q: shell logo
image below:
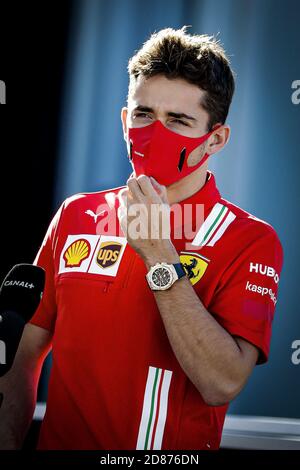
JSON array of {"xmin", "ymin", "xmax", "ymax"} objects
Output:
[{"xmin": 63, "ymin": 239, "xmax": 91, "ymax": 267}]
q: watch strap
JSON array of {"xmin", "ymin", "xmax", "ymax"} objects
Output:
[{"xmin": 173, "ymin": 262, "xmax": 186, "ymax": 280}]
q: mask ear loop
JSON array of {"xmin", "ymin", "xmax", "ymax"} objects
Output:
[{"xmin": 180, "ymin": 123, "xmax": 223, "ymax": 171}]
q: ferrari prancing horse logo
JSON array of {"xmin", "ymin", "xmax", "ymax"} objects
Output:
[{"xmin": 180, "ymin": 252, "xmax": 209, "ymax": 286}]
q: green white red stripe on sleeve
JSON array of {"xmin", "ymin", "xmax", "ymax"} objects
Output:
[
  {"xmin": 192, "ymin": 202, "xmax": 236, "ymax": 247},
  {"xmin": 136, "ymin": 366, "xmax": 173, "ymax": 450}
]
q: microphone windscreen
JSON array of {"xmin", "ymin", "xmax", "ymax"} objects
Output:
[{"xmin": 0, "ymin": 264, "xmax": 45, "ymax": 323}]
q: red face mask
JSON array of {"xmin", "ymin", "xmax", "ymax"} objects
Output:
[{"xmin": 127, "ymin": 120, "xmax": 217, "ymax": 186}]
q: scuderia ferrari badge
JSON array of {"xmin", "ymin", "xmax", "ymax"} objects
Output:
[{"xmin": 180, "ymin": 252, "xmax": 209, "ymax": 286}]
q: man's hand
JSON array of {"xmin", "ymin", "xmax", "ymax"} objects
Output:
[
  {"xmin": 0, "ymin": 324, "xmax": 52, "ymax": 449},
  {"xmin": 117, "ymin": 175, "xmax": 179, "ymax": 267}
]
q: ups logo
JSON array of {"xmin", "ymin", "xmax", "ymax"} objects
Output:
[{"xmin": 96, "ymin": 241, "xmax": 123, "ymax": 268}]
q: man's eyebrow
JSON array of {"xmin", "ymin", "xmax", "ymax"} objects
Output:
[
  {"xmin": 168, "ymin": 111, "xmax": 197, "ymax": 121},
  {"xmin": 133, "ymin": 105, "xmax": 153, "ymax": 113},
  {"xmin": 133, "ymin": 105, "xmax": 197, "ymax": 121}
]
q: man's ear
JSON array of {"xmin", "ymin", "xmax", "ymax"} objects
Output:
[
  {"xmin": 121, "ymin": 107, "xmax": 128, "ymax": 141},
  {"xmin": 206, "ymin": 124, "xmax": 231, "ymax": 156}
]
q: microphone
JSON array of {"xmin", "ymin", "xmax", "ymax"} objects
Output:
[{"xmin": 0, "ymin": 264, "xmax": 45, "ymax": 377}]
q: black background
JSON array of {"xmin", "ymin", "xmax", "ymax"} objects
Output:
[
  {"xmin": 0, "ymin": 2, "xmax": 72, "ymax": 284},
  {"xmin": 0, "ymin": 3, "xmax": 74, "ymax": 422}
]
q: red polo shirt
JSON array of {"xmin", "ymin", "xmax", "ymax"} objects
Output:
[{"xmin": 29, "ymin": 172, "xmax": 283, "ymax": 450}]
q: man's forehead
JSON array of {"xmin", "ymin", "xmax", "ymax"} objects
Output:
[{"xmin": 129, "ymin": 75, "xmax": 205, "ymax": 116}]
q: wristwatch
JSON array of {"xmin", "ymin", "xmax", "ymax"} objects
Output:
[{"xmin": 146, "ymin": 262, "xmax": 186, "ymax": 291}]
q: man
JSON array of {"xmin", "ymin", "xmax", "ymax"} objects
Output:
[{"xmin": 0, "ymin": 27, "xmax": 283, "ymax": 450}]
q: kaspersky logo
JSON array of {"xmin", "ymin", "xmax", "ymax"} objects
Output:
[
  {"xmin": 245, "ymin": 281, "xmax": 277, "ymax": 305},
  {"xmin": 96, "ymin": 242, "xmax": 123, "ymax": 268}
]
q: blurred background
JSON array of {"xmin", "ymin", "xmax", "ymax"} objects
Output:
[{"xmin": 1, "ymin": 0, "xmax": 299, "ymax": 449}]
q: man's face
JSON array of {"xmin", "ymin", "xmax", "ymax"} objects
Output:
[{"xmin": 124, "ymin": 74, "xmax": 211, "ymax": 138}]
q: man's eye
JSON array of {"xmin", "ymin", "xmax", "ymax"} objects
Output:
[
  {"xmin": 171, "ymin": 119, "xmax": 189, "ymax": 126},
  {"xmin": 135, "ymin": 112, "xmax": 150, "ymax": 118}
]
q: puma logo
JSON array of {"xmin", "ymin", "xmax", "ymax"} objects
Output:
[{"xmin": 85, "ymin": 209, "xmax": 107, "ymax": 223}]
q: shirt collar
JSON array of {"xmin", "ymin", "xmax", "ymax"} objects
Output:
[
  {"xmin": 170, "ymin": 171, "xmax": 221, "ymax": 237},
  {"xmin": 175, "ymin": 171, "xmax": 221, "ymax": 214}
]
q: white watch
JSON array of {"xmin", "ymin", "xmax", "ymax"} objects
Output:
[{"xmin": 146, "ymin": 262, "xmax": 186, "ymax": 291}]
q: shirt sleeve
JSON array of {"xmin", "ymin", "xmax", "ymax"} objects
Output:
[
  {"xmin": 208, "ymin": 223, "xmax": 284, "ymax": 364},
  {"xmin": 28, "ymin": 201, "xmax": 65, "ymax": 332}
]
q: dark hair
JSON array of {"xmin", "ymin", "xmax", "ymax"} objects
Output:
[{"xmin": 128, "ymin": 26, "xmax": 235, "ymax": 130}]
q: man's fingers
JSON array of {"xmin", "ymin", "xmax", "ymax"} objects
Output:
[
  {"xmin": 127, "ymin": 177, "xmax": 145, "ymax": 202},
  {"xmin": 136, "ymin": 175, "xmax": 161, "ymax": 203},
  {"xmin": 150, "ymin": 177, "xmax": 169, "ymax": 204}
]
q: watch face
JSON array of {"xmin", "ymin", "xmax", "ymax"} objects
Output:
[{"xmin": 152, "ymin": 266, "xmax": 172, "ymax": 288}]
